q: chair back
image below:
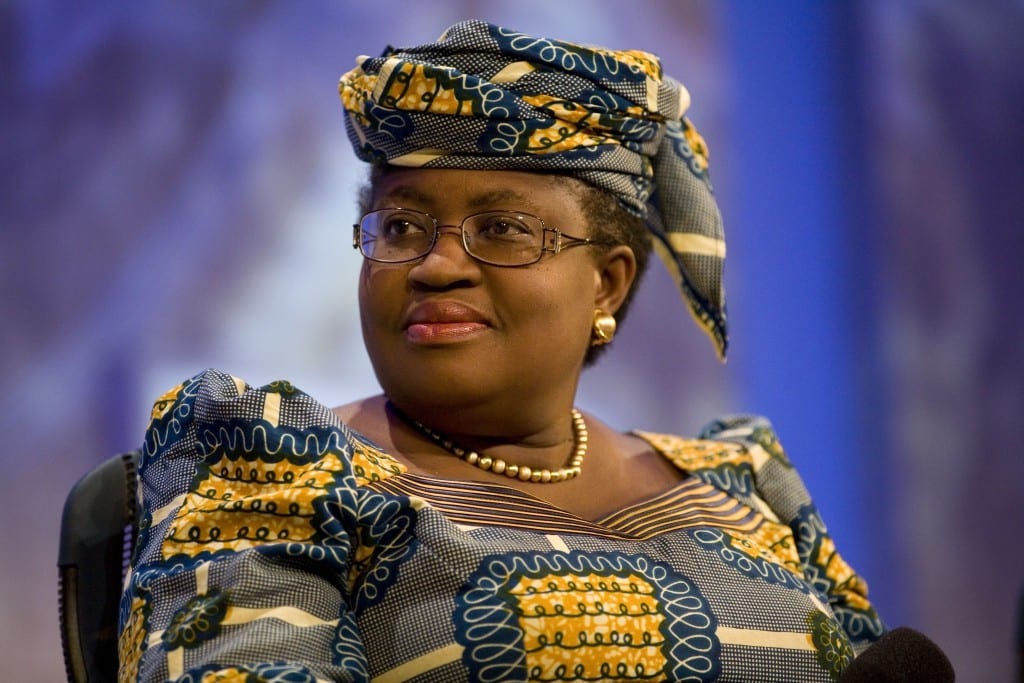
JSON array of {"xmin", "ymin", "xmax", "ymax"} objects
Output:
[{"xmin": 58, "ymin": 451, "xmax": 140, "ymax": 682}]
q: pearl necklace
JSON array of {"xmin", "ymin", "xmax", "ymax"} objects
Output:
[{"xmin": 389, "ymin": 402, "xmax": 587, "ymax": 483}]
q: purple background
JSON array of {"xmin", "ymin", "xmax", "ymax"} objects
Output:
[{"xmin": 2, "ymin": 2, "xmax": 1021, "ymax": 680}]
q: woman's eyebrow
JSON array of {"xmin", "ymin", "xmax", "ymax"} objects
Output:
[
  {"xmin": 374, "ymin": 184, "xmax": 434, "ymax": 206},
  {"xmin": 377, "ymin": 186, "xmax": 535, "ymax": 211},
  {"xmin": 465, "ymin": 189, "xmax": 532, "ymax": 209}
]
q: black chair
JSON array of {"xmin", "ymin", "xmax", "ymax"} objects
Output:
[{"xmin": 58, "ymin": 450, "xmax": 141, "ymax": 682}]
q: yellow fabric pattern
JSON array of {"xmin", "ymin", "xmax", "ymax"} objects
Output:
[
  {"xmin": 510, "ymin": 571, "xmax": 667, "ymax": 679},
  {"xmin": 150, "ymin": 382, "xmax": 185, "ymax": 421},
  {"xmin": 163, "ymin": 449, "xmax": 348, "ymax": 557},
  {"xmin": 118, "ymin": 596, "xmax": 147, "ymax": 683},
  {"xmin": 349, "ymin": 437, "xmax": 405, "ymax": 486},
  {"xmin": 121, "ymin": 371, "xmax": 885, "ymax": 681},
  {"xmin": 633, "ymin": 431, "xmax": 750, "ymax": 471},
  {"xmin": 727, "ymin": 519, "xmax": 802, "ymax": 572},
  {"xmin": 815, "ymin": 536, "xmax": 873, "ymax": 613}
]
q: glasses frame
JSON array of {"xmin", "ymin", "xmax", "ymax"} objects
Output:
[{"xmin": 353, "ymin": 208, "xmax": 599, "ymax": 267}]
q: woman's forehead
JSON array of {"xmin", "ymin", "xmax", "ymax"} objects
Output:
[
  {"xmin": 373, "ymin": 168, "xmax": 582, "ymax": 214},
  {"xmin": 378, "ymin": 183, "xmax": 529, "ymax": 209}
]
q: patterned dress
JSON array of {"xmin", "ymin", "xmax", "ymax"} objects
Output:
[{"xmin": 119, "ymin": 369, "xmax": 884, "ymax": 682}]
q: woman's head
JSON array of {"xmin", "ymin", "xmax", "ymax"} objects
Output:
[
  {"xmin": 356, "ymin": 167, "xmax": 639, "ymax": 427},
  {"xmin": 358, "ymin": 164, "xmax": 652, "ymax": 366},
  {"xmin": 341, "ymin": 20, "xmax": 728, "ymax": 362}
]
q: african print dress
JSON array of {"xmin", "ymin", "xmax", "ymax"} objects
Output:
[{"xmin": 119, "ymin": 369, "xmax": 884, "ymax": 682}]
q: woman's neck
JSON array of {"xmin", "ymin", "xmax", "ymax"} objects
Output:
[{"xmin": 335, "ymin": 394, "xmax": 581, "ymax": 474}]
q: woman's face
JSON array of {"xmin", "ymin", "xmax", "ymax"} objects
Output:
[{"xmin": 358, "ymin": 168, "xmax": 629, "ymax": 429}]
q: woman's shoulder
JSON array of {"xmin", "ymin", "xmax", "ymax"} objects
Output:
[
  {"xmin": 632, "ymin": 414, "xmax": 802, "ymax": 517},
  {"xmin": 633, "ymin": 414, "xmax": 789, "ymax": 474},
  {"xmin": 144, "ymin": 368, "xmax": 334, "ymax": 441},
  {"xmin": 147, "ymin": 367, "xmax": 380, "ymax": 433},
  {"xmin": 141, "ymin": 368, "xmax": 404, "ymax": 485}
]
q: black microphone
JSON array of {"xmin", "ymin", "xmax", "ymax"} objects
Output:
[{"xmin": 839, "ymin": 627, "xmax": 954, "ymax": 682}]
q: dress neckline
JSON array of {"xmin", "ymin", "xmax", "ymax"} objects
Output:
[{"xmin": 349, "ymin": 427, "xmax": 762, "ymax": 538}]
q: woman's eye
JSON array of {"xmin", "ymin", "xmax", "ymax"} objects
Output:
[
  {"xmin": 382, "ymin": 217, "xmax": 428, "ymax": 238},
  {"xmin": 479, "ymin": 216, "xmax": 533, "ymax": 239}
]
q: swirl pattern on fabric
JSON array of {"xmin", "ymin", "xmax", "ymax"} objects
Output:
[
  {"xmin": 339, "ymin": 20, "xmax": 728, "ymax": 358},
  {"xmin": 121, "ymin": 372, "xmax": 885, "ymax": 679},
  {"xmin": 453, "ymin": 551, "xmax": 720, "ymax": 681}
]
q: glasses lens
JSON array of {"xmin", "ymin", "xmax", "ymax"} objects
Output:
[
  {"xmin": 463, "ymin": 212, "xmax": 544, "ymax": 266},
  {"xmin": 360, "ymin": 210, "xmax": 434, "ymax": 262}
]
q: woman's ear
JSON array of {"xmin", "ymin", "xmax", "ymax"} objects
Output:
[{"xmin": 593, "ymin": 245, "xmax": 637, "ymax": 315}]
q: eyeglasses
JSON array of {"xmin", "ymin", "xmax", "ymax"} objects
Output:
[{"xmin": 353, "ymin": 208, "xmax": 598, "ymax": 267}]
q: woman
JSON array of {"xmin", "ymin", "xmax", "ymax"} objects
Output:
[{"xmin": 120, "ymin": 21, "xmax": 884, "ymax": 682}]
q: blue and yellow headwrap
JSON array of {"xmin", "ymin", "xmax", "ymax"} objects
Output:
[{"xmin": 339, "ymin": 20, "xmax": 728, "ymax": 359}]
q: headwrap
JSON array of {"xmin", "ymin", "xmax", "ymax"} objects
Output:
[{"xmin": 339, "ymin": 20, "xmax": 728, "ymax": 359}]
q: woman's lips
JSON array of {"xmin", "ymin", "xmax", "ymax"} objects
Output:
[
  {"xmin": 405, "ymin": 321, "xmax": 488, "ymax": 343},
  {"xmin": 403, "ymin": 301, "xmax": 490, "ymax": 344}
]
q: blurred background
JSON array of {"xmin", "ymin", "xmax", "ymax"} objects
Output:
[{"xmin": 2, "ymin": 1, "xmax": 1021, "ymax": 680}]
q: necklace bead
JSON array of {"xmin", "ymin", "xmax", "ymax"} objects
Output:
[{"xmin": 392, "ymin": 404, "xmax": 588, "ymax": 483}]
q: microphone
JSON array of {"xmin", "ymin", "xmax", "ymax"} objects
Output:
[{"xmin": 839, "ymin": 627, "xmax": 954, "ymax": 682}]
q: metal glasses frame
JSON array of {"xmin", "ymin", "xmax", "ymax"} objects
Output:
[{"xmin": 352, "ymin": 208, "xmax": 598, "ymax": 267}]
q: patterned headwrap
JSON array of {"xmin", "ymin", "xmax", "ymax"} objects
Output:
[{"xmin": 339, "ymin": 20, "xmax": 728, "ymax": 359}]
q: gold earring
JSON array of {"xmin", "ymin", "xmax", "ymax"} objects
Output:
[{"xmin": 591, "ymin": 309, "xmax": 617, "ymax": 346}]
